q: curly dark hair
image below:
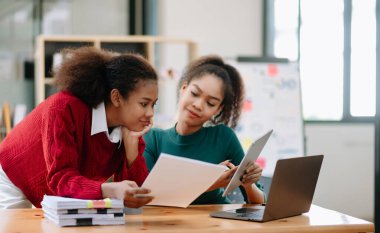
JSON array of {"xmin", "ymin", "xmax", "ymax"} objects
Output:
[
  {"xmin": 54, "ymin": 46, "xmax": 158, "ymax": 108},
  {"xmin": 179, "ymin": 55, "xmax": 245, "ymax": 128}
]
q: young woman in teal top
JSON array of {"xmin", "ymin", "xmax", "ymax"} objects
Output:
[{"xmin": 143, "ymin": 55, "xmax": 265, "ymax": 204}]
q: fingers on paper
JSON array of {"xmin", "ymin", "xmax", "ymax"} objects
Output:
[
  {"xmin": 124, "ymin": 196, "xmax": 153, "ymax": 208},
  {"xmin": 124, "ymin": 188, "xmax": 153, "ymax": 208}
]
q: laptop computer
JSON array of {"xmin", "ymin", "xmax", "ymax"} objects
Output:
[{"xmin": 210, "ymin": 154, "xmax": 324, "ymax": 222}]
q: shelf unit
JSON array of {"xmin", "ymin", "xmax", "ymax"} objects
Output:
[{"xmin": 34, "ymin": 35, "xmax": 198, "ymax": 105}]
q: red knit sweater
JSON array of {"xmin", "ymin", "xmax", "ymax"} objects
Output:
[{"xmin": 0, "ymin": 91, "xmax": 148, "ymax": 208}]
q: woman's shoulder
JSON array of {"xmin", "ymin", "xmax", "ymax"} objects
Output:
[
  {"xmin": 46, "ymin": 91, "xmax": 89, "ymax": 111},
  {"xmin": 46, "ymin": 91, "xmax": 86, "ymax": 107},
  {"xmin": 41, "ymin": 91, "xmax": 91, "ymax": 119}
]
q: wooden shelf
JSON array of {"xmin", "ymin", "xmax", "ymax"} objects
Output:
[{"xmin": 34, "ymin": 35, "xmax": 198, "ymax": 105}]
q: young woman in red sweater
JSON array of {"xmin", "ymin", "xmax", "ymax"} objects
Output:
[{"xmin": 0, "ymin": 47, "xmax": 158, "ymax": 209}]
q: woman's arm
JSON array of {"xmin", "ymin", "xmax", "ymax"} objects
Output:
[
  {"xmin": 122, "ymin": 125, "xmax": 151, "ymax": 167},
  {"xmin": 113, "ymin": 126, "xmax": 151, "ymax": 186},
  {"xmin": 243, "ymin": 184, "xmax": 265, "ymax": 204},
  {"xmin": 42, "ymin": 106, "xmax": 104, "ymax": 199},
  {"xmin": 241, "ymin": 161, "xmax": 265, "ymax": 204}
]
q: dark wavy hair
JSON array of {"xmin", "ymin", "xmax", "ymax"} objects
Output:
[
  {"xmin": 179, "ymin": 55, "xmax": 245, "ymax": 128},
  {"xmin": 54, "ymin": 46, "xmax": 158, "ymax": 107}
]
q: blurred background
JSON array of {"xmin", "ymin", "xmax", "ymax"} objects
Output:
[{"xmin": 0, "ymin": 0, "xmax": 376, "ymax": 222}]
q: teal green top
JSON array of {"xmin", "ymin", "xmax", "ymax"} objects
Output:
[{"xmin": 143, "ymin": 124, "xmax": 261, "ymax": 204}]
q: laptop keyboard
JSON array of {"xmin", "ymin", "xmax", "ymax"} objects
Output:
[{"xmin": 230, "ymin": 208, "xmax": 264, "ymax": 220}]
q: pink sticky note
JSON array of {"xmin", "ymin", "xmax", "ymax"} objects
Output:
[
  {"xmin": 267, "ymin": 64, "xmax": 278, "ymax": 77},
  {"xmin": 243, "ymin": 100, "xmax": 253, "ymax": 112},
  {"xmin": 256, "ymin": 157, "xmax": 266, "ymax": 169}
]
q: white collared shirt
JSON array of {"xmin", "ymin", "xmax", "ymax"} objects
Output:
[{"xmin": 91, "ymin": 102, "xmax": 122, "ymax": 145}]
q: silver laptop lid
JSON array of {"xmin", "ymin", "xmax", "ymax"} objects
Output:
[{"xmin": 262, "ymin": 154, "xmax": 323, "ymax": 221}]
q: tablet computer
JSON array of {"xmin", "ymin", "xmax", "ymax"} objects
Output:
[{"xmin": 222, "ymin": 129, "xmax": 273, "ymax": 197}]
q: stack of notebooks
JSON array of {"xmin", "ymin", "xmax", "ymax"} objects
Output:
[{"xmin": 41, "ymin": 195, "xmax": 125, "ymax": 227}]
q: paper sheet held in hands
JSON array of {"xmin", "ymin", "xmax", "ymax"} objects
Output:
[{"xmin": 136, "ymin": 153, "xmax": 226, "ymax": 208}]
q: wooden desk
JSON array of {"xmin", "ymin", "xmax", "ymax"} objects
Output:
[{"xmin": 0, "ymin": 204, "xmax": 374, "ymax": 233}]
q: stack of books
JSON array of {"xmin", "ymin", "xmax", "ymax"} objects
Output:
[{"xmin": 41, "ymin": 195, "xmax": 125, "ymax": 227}]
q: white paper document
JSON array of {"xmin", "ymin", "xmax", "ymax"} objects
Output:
[{"xmin": 138, "ymin": 153, "xmax": 226, "ymax": 208}]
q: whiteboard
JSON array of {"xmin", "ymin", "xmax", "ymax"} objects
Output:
[{"xmin": 229, "ymin": 60, "xmax": 304, "ymax": 177}]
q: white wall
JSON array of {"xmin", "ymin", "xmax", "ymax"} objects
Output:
[
  {"xmin": 158, "ymin": 0, "xmax": 375, "ymax": 221},
  {"xmin": 156, "ymin": 0, "xmax": 263, "ymax": 127},
  {"xmin": 43, "ymin": 0, "xmax": 128, "ymax": 35},
  {"xmin": 158, "ymin": 0, "xmax": 262, "ymax": 57},
  {"xmin": 305, "ymin": 123, "xmax": 374, "ymax": 221},
  {"xmin": 71, "ymin": 0, "xmax": 128, "ymax": 35}
]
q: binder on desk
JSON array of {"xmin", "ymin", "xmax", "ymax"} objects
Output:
[{"xmin": 41, "ymin": 195, "xmax": 125, "ymax": 227}]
